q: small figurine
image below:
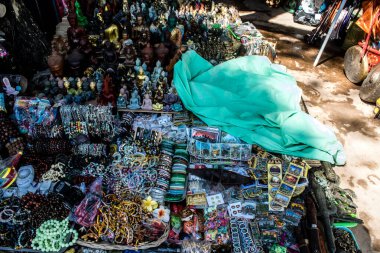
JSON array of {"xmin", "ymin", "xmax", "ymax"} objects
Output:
[
  {"xmin": 98, "ymin": 74, "xmax": 115, "ymax": 106},
  {"xmin": 132, "ymin": 14, "xmax": 150, "ymax": 48},
  {"xmin": 155, "ymin": 43, "xmax": 169, "ymax": 65},
  {"xmin": 57, "ymin": 77, "xmax": 64, "ymax": 89},
  {"xmin": 143, "ymin": 76, "xmax": 152, "ymax": 95},
  {"xmin": 82, "ymin": 77, "xmax": 90, "ymax": 91},
  {"xmin": 93, "ymin": 68, "xmax": 104, "ymax": 92},
  {"xmin": 63, "ymin": 77, "xmax": 70, "ymax": 89},
  {"xmin": 157, "ymin": 71, "xmax": 168, "ymax": 92},
  {"xmin": 152, "ymin": 61, "xmax": 163, "ymax": 86},
  {"xmin": 164, "ymin": 86, "xmax": 179, "ymax": 105},
  {"xmin": 63, "ymin": 77, "xmax": 75, "ymax": 96},
  {"xmin": 154, "ymin": 82, "xmax": 164, "ymax": 103},
  {"xmin": 136, "ymin": 67, "xmax": 147, "ymax": 92},
  {"xmin": 122, "ymin": 0, "xmax": 129, "ymax": 14},
  {"xmin": 134, "ymin": 58, "xmax": 142, "ymax": 73},
  {"xmin": 120, "ymin": 39, "xmax": 137, "ymax": 67},
  {"xmin": 127, "ymin": 89, "xmax": 141, "ymax": 109},
  {"xmin": 48, "ymin": 49, "xmax": 64, "ymax": 77},
  {"xmin": 150, "ymin": 22, "xmax": 161, "ymax": 45},
  {"xmin": 130, "ymin": 1, "xmax": 140, "ymax": 23},
  {"xmin": 119, "ymin": 86, "xmax": 129, "ymax": 102},
  {"xmin": 2, "ymin": 77, "xmax": 20, "ymax": 96},
  {"xmin": 104, "ymin": 24, "xmax": 120, "ymax": 46},
  {"xmin": 149, "ymin": 5, "xmax": 157, "ymax": 22},
  {"xmin": 152, "ymin": 102, "xmax": 163, "ymax": 111},
  {"xmin": 142, "ymin": 63, "xmax": 149, "ymax": 76},
  {"xmin": 102, "ymin": 40, "xmax": 118, "ymax": 69},
  {"xmin": 141, "ymin": 43, "xmax": 154, "ymax": 70},
  {"xmin": 119, "ymin": 30, "xmax": 130, "ymax": 48},
  {"xmin": 76, "ymin": 77, "xmax": 83, "ymax": 95},
  {"xmin": 51, "ymin": 35, "xmax": 68, "ymax": 56},
  {"xmin": 67, "ymin": 11, "xmax": 86, "ymax": 49},
  {"xmin": 117, "ymin": 94, "xmax": 127, "ymax": 108},
  {"xmin": 90, "ymin": 81, "xmax": 96, "ymax": 91},
  {"xmin": 66, "ymin": 48, "xmax": 85, "ymax": 76},
  {"xmin": 138, "ymin": 30, "xmax": 150, "ymax": 51},
  {"xmin": 162, "ymin": 10, "xmax": 182, "ymax": 49},
  {"xmin": 126, "ymin": 69, "xmax": 136, "ymax": 89},
  {"xmin": 141, "ymin": 93, "xmax": 153, "ymax": 110},
  {"xmin": 84, "ymin": 67, "xmax": 94, "ymax": 77}
]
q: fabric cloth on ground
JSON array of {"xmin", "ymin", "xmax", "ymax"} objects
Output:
[{"xmin": 173, "ymin": 50, "xmax": 346, "ymax": 165}]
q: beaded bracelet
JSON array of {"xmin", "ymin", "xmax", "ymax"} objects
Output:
[{"xmin": 31, "ymin": 218, "xmax": 78, "ymax": 252}]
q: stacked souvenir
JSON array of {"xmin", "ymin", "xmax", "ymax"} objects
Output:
[
  {"xmin": 166, "ymin": 144, "xmax": 189, "ymax": 202},
  {"xmin": 0, "ymin": 0, "xmax": 362, "ymax": 252}
]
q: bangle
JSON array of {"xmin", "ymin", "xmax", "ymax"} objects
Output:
[{"xmin": 0, "ymin": 208, "xmax": 14, "ymax": 223}]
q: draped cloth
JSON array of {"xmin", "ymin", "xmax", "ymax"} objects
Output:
[{"xmin": 173, "ymin": 51, "xmax": 346, "ymax": 165}]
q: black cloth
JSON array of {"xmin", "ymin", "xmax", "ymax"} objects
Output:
[
  {"xmin": 21, "ymin": 0, "xmax": 61, "ymax": 40},
  {"xmin": 0, "ymin": 0, "xmax": 50, "ymax": 78}
]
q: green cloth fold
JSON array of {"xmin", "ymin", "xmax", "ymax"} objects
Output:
[{"xmin": 173, "ymin": 51, "xmax": 346, "ymax": 165}]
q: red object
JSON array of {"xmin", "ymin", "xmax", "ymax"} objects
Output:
[
  {"xmin": 98, "ymin": 74, "xmax": 116, "ymax": 106},
  {"xmin": 359, "ymin": 42, "xmax": 380, "ymax": 71},
  {"xmin": 357, "ymin": 8, "xmax": 380, "ymax": 73}
]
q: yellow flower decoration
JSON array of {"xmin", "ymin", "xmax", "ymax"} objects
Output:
[{"xmin": 142, "ymin": 196, "xmax": 158, "ymax": 212}]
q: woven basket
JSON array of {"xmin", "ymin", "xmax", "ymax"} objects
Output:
[{"xmin": 76, "ymin": 223, "xmax": 170, "ymax": 250}]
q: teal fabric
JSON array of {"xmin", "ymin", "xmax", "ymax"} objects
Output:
[{"xmin": 173, "ymin": 51, "xmax": 346, "ymax": 165}]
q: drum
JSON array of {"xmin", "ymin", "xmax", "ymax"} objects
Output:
[{"xmin": 344, "ymin": 45, "xmax": 369, "ymax": 84}]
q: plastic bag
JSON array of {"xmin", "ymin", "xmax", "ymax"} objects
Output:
[{"xmin": 73, "ymin": 177, "xmax": 103, "ymax": 227}]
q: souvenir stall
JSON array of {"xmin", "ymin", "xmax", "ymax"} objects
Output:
[{"xmin": 0, "ymin": 0, "xmax": 361, "ymax": 252}]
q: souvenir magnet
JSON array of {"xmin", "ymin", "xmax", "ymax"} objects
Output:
[
  {"xmin": 272, "ymin": 162, "xmax": 304, "ymax": 208},
  {"xmin": 191, "ymin": 127, "xmax": 220, "ymax": 143},
  {"xmin": 186, "ymin": 192, "xmax": 207, "ymax": 207},
  {"xmin": 241, "ymin": 201, "xmax": 256, "ymax": 219},
  {"xmin": 228, "ymin": 202, "xmax": 243, "ymax": 217},
  {"xmin": 206, "ymin": 193, "xmax": 224, "ymax": 207}
]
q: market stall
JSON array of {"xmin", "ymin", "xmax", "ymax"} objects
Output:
[{"xmin": 0, "ymin": 0, "xmax": 361, "ymax": 252}]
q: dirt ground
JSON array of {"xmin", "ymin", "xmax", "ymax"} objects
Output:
[{"xmin": 235, "ymin": 0, "xmax": 380, "ymax": 252}]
